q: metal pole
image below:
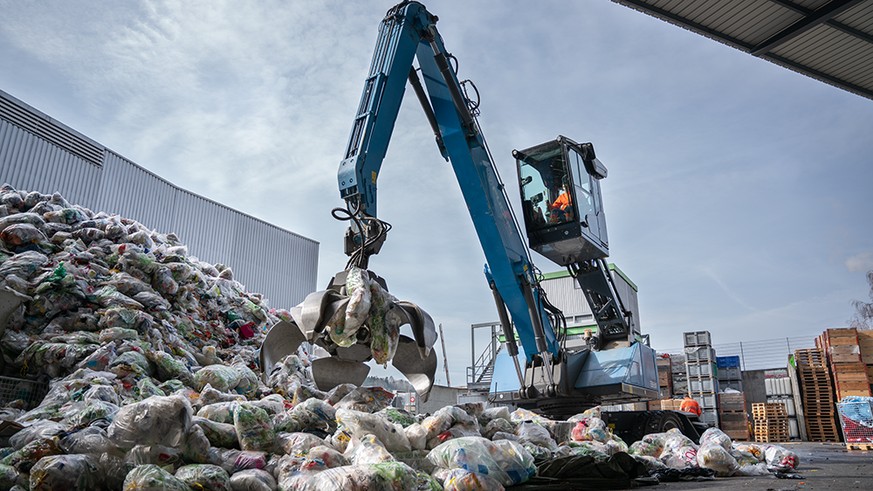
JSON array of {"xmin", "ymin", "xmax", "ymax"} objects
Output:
[
  {"xmin": 739, "ymin": 341, "xmax": 746, "ymax": 371},
  {"xmin": 470, "ymin": 324, "xmax": 475, "ymax": 383},
  {"xmin": 439, "ymin": 324, "xmax": 451, "ymax": 387}
]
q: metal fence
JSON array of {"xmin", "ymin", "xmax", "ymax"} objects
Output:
[{"xmin": 661, "ymin": 336, "xmax": 818, "ymax": 371}]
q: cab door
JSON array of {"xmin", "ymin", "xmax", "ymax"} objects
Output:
[{"xmin": 566, "ymin": 144, "xmax": 608, "ymax": 253}]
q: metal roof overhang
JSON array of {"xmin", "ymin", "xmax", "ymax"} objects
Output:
[{"xmin": 611, "ymin": 0, "xmax": 873, "ymax": 101}]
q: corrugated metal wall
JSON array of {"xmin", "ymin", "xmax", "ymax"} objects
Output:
[{"xmin": 0, "ymin": 89, "xmax": 317, "ymax": 308}]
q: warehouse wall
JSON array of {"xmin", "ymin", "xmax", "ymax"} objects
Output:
[
  {"xmin": 539, "ymin": 265, "xmax": 640, "ymax": 327},
  {"xmin": 0, "ymin": 89, "xmax": 317, "ymax": 309}
]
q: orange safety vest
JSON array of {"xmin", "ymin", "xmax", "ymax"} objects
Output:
[
  {"xmin": 552, "ymin": 191, "xmax": 571, "ymax": 211},
  {"xmin": 680, "ymin": 397, "xmax": 702, "ymax": 416}
]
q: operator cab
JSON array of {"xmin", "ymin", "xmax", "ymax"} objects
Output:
[{"xmin": 515, "ymin": 136, "xmax": 609, "ymax": 266}]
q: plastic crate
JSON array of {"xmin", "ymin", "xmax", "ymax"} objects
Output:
[
  {"xmin": 689, "ymin": 378, "xmax": 718, "ymax": 393},
  {"xmin": 720, "ymin": 379, "xmax": 743, "ymax": 391},
  {"xmin": 692, "ymin": 393, "xmax": 718, "ymax": 409},
  {"xmin": 699, "ymin": 408, "xmax": 719, "ymax": 426},
  {"xmin": 687, "ymin": 362, "xmax": 717, "ymax": 378},
  {"xmin": 716, "ymin": 356, "xmax": 741, "ymax": 368},
  {"xmin": 837, "ymin": 398, "xmax": 873, "ymax": 444},
  {"xmin": 684, "ymin": 346, "xmax": 716, "ymax": 363},
  {"xmin": 683, "ymin": 331, "xmax": 712, "ymax": 347},
  {"xmin": 0, "ymin": 376, "xmax": 49, "ymax": 409},
  {"xmin": 717, "ymin": 367, "xmax": 741, "ymax": 381}
]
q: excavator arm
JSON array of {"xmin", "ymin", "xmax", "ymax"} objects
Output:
[{"xmin": 262, "ymin": 1, "xmax": 660, "ymax": 412}]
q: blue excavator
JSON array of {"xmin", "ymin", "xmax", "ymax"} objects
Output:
[{"xmin": 261, "ymin": 1, "xmax": 700, "ymax": 440}]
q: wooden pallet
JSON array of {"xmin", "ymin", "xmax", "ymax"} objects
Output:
[
  {"xmin": 754, "ymin": 431, "xmax": 790, "ymax": 443},
  {"xmin": 752, "ymin": 402, "xmax": 788, "ymax": 420},
  {"xmin": 795, "ymin": 348, "xmax": 828, "ymax": 368},
  {"xmin": 846, "ymin": 443, "xmax": 873, "ymax": 451},
  {"xmin": 806, "ymin": 417, "xmax": 841, "ymax": 442}
]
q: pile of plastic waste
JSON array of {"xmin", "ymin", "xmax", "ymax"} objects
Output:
[{"xmin": 0, "ymin": 185, "xmax": 801, "ymax": 490}]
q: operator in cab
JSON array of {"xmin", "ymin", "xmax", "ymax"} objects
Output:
[
  {"xmin": 680, "ymin": 396, "xmax": 702, "ymax": 416},
  {"xmin": 548, "ymin": 182, "xmax": 573, "ymax": 223}
]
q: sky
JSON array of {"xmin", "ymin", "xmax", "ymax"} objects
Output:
[{"xmin": 1, "ymin": 0, "xmax": 872, "ymax": 387}]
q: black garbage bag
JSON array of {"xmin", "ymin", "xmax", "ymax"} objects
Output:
[{"xmin": 516, "ymin": 452, "xmax": 657, "ymax": 490}]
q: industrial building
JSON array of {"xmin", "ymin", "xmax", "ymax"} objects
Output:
[{"xmin": 0, "ymin": 88, "xmax": 318, "ymax": 309}]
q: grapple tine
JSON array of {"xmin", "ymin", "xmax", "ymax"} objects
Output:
[
  {"xmin": 297, "ymin": 290, "xmax": 347, "ymax": 340},
  {"xmin": 392, "ymin": 335, "xmax": 437, "ymax": 402},
  {"xmin": 259, "ymin": 319, "xmax": 307, "ymax": 382},
  {"xmin": 311, "ymin": 357, "xmax": 370, "ymax": 391},
  {"xmin": 395, "ymin": 300, "xmax": 437, "ymax": 358}
]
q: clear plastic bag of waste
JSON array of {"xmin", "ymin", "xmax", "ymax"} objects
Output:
[
  {"xmin": 0, "ymin": 464, "xmax": 18, "ymax": 490},
  {"xmin": 763, "ymin": 444, "xmax": 799, "ymax": 471},
  {"xmin": 696, "ymin": 442, "xmax": 739, "ymax": 476},
  {"xmin": 405, "ymin": 423, "xmax": 428, "ymax": 450},
  {"xmin": 1, "ymin": 438, "xmax": 60, "ymax": 473},
  {"xmin": 123, "ymin": 464, "xmax": 191, "ymax": 491},
  {"xmin": 174, "ymin": 464, "xmax": 231, "ymax": 491},
  {"xmin": 9, "ymin": 420, "xmax": 65, "ymax": 450},
  {"xmin": 228, "ymin": 468, "xmax": 277, "ymax": 491},
  {"xmin": 29, "ymin": 454, "xmax": 102, "ymax": 491},
  {"xmin": 336, "ymin": 408, "xmax": 411, "ymax": 452},
  {"xmin": 699, "ymin": 427, "xmax": 732, "ymax": 451},
  {"xmin": 58, "ymin": 426, "xmax": 113, "ymax": 454},
  {"xmin": 515, "ymin": 421, "xmax": 558, "ymax": 451},
  {"xmin": 275, "ymin": 397, "xmax": 336, "ymax": 433},
  {"xmin": 628, "ymin": 432, "xmax": 666, "ymax": 458},
  {"xmin": 107, "ymin": 394, "xmax": 193, "ymax": 449},
  {"xmin": 193, "ymin": 416, "xmax": 239, "ymax": 449},
  {"xmin": 344, "ymin": 434, "xmax": 395, "ymax": 465},
  {"xmin": 233, "ymin": 403, "xmax": 276, "ymax": 452},
  {"xmin": 435, "ymin": 467, "xmax": 506, "ymax": 491},
  {"xmin": 660, "ymin": 445, "xmax": 698, "ymax": 469},
  {"xmin": 570, "ymin": 416, "xmax": 610, "ymax": 443},
  {"xmin": 276, "ymin": 432, "xmax": 327, "ymax": 456},
  {"xmin": 427, "ymin": 436, "xmax": 535, "ymax": 487},
  {"xmin": 125, "ymin": 445, "xmax": 184, "ymax": 469},
  {"xmin": 333, "ymin": 386, "xmax": 394, "ymax": 413}
]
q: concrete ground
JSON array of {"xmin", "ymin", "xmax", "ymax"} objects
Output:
[{"xmin": 656, "ymin": 443, "xmax": 873, "ymax": 491}]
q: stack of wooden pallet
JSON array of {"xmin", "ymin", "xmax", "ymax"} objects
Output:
[
  {"xmin": 752, "ymin": 402, "xmax": 789, "ymax": 442},
  {"xmin": 656, "ymin": 354, "xmax": 673, "ymax": 398},
  {"xmin": 719, "ymin": 392, "xmax": 750, "ymax": 440},
  {"xmin": 817, "ymin": 328, "xmax": 872, "ymax": 400},
  {"xmin": 795, "ymin": 347, "xmax": 840, "ymax": 442},
  {"xmin": 859, "ymin": 330, "xmax": 873, "ymax": 391}
]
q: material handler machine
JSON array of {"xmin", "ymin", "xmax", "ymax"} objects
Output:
[{"xmin": 261, "ymin": 1, "xmax": 700, "ymax": 440}]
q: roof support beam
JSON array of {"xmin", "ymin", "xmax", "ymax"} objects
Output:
[
  {"xmin": 751, "ymin": 0, "xmax": 865, "ymax": 56},
  {"xmin": 769, "ymin": 0, "xmax": 873, "ymax": 47}
]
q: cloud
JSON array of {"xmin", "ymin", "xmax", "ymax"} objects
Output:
[{"xmin": 846, "ymin": 252, "xmax": 873, "ymax": 273}]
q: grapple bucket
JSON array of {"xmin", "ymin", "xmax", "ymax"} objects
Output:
[{"xmin": 259, "ymin": 269, "xmax": 438, "ymax": 401}]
